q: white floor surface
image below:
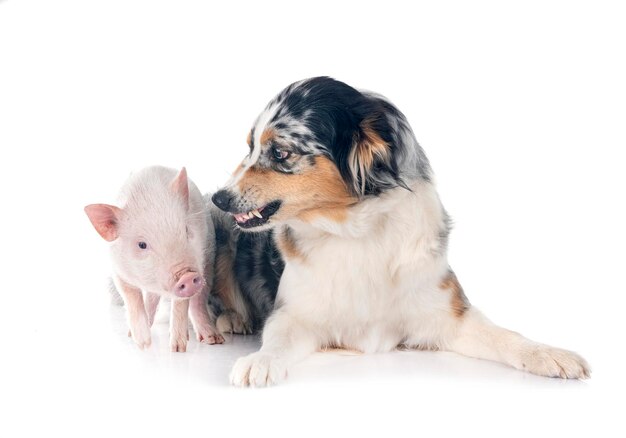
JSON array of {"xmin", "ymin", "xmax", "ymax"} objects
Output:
[{"xmin": 6, "ymin": 293, "xmax": 619, "ymax": 438}]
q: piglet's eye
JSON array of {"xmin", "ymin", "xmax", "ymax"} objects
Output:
[{"xmin": 138, "ymin": 242, "xmax": 148, "ymax": 250}]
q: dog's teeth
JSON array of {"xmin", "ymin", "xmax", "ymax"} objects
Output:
[
  {"xmin": 252, "ymin": 209, "xmax": 263, "ymax": 218},
  {"xmin": 247, "ymin": 212, "xmax": 254, "ymax": 219}
]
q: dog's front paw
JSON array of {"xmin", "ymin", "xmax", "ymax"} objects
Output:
[
  {"xmin": 519, "ymin": 345, "xmax": 591, "ymax": 379},
  {"xmin": 130, "ymin": 321, "xmax": 152, "ymax": 350},
  {"xmin": 217, "ymin": 310, "xmax": 253, "ymax": 335},
  {"xmin": 229, "ymin": 352, "xmax": 287, "ymax": 387}
]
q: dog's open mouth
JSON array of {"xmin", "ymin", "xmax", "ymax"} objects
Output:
[{"xmin": 231, "ymin": 201, "xmax": 281, "ymax": 229}]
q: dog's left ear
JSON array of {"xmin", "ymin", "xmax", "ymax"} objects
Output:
[{"xmin": 347, "ymin": 117, "xmax": 393, "ymax": 196}]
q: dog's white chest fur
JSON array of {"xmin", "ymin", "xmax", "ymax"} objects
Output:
[{"xmin": 277, "ymin": 184, "xmax": 452, "ymax": 353}]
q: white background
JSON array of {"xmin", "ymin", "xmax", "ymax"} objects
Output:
[{"xmin": 1, "ymin": 0, "xmax": 625, "ymax": 437}]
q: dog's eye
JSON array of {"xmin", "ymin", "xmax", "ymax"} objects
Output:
[
  {"xmin": 137, "ymin": 241, "xmax": 148, "ymax": 250},
  {"xmin": 272, "ymin": 146, "xmax": 290, "ymax": 162}
]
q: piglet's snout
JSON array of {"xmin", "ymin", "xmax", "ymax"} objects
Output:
[{"xmin": 172, "ymin": 271, "xmax": 203, "ymax": 298}]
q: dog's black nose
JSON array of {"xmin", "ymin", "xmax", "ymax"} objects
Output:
[{"xmin": 212, "ymin": 190, "xmax": 233, "ymax": 211}]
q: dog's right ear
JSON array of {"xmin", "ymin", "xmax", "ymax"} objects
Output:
[
  {"xmin": 84, "ymin": 204, "xmax": 122, "ymax": 241},
  {"xmin": 346, "ymin": 117, "xmax": 393, "ymax": 196}
]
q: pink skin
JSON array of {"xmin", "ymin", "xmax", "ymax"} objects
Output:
[
  {"xmin": 172, "ymin": 271, "xmax": 203, "ymax": 298},
  {"xmin": 85, "ymin": 166, "xmax": 225, "ymax": 351},
  {"xmin": 190, "ymin": 289, "xmax": 224, "ymax": 344},
  {"xmin": 145, "ymin": 292, "xmax": 161, "ymax": 327},
  {"xmin": 115, "ymin": 276, "xmax": 151, "ymax": 349},
  {"xmin": 84, "ymin": 203, "xmax": 121, "ymax": 242},
  {"xmin": 170, "ymin": 298, "xmax": 190, "ymax": 352}
]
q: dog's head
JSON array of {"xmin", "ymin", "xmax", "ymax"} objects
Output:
[{"xmin": 212, "ymin": 77, "xmax": 431, "ymax": 231}]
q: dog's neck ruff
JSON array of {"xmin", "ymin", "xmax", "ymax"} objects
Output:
[{"xmin": 286, "ymin": 180, "xmax": 442, "ymax": 242}]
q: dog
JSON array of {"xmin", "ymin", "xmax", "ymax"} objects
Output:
[
  {"xmin": 208, "ymin": 203, "xmax": 283, "ymax": 335},
  {"xmin": 211, "ymin": 76, "xmax": 590, "ymax": 386}
]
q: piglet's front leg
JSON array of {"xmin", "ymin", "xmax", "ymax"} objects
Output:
[
  {"xmin": 115, "ymin": 276, "xmax": 151, "ymax": 349},
  {"xmin": 144, "ymin": 292, "xmax": 161, "ymax": 327},
  {"xmin": 189, "ymin": 287, "xmax": 224, "ymax": 345},
  {"xmin": 170, "ymin": 298, "xmax": 190, "ymax": 352}
]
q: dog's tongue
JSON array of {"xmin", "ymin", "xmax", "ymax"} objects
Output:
[{"xmin": 234, "ymin": 212, "xmax": 249, "ymax": 223}]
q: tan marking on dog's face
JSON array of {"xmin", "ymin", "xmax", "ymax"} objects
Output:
[
  {"xmin": 236, "ymin": 156, "xmax": 357, "ymax": 224},
  {"xmin": 298, "ymin": 202, "xmax": 350, "ymax": 223},
  {"xmin": 275, "ymin": 226, "xmax": 304, "ymax": 261},
  {"xmin": 260, "ymin": 128, "xmax": 275, "ymax": 146},
  {"xmin": 440, "ymin": 270, "xmax": 470, "ymax": 317}
]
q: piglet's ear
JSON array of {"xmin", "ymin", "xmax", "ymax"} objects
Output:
[
  {"xmin": 171, "ymin": 167, "xmax": 190, "ymax": 208},
  {"xmin": 84, "ymin": 204, "xmax": 122, "ymax": 242}
]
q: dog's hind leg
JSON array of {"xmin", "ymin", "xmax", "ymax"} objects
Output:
[
  {"xmin": 443, "ymin": 307, "xmax": 591, "ymax": 379},
  {"xmin": 212, "ymin": 231, "xmax": 253, "ymax": 335},
  {"xmin": 216, "ymin": 309, "xmax": 253, "ymax": 335}
]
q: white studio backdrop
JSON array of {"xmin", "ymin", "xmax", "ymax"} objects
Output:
[{"xmin": 1, "ymin": 1, "xmax": 625, "ymax": 437}]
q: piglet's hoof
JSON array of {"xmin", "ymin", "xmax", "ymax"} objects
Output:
[
  {"xmin": 170, "ymin": 333, "xmax": 188, "ymax": 352},
  {"xmin": 197, "ymin": 326, "xmax": 225, "ymax": 344}
]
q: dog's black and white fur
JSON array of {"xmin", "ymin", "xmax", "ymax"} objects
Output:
[
  {"xmin": 207, "ymin": 203, "xmax": 283, "ymax": 335},
  {"xmin": 212, "ymin": 76, "xmax": 590, "ymax": 386}
]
